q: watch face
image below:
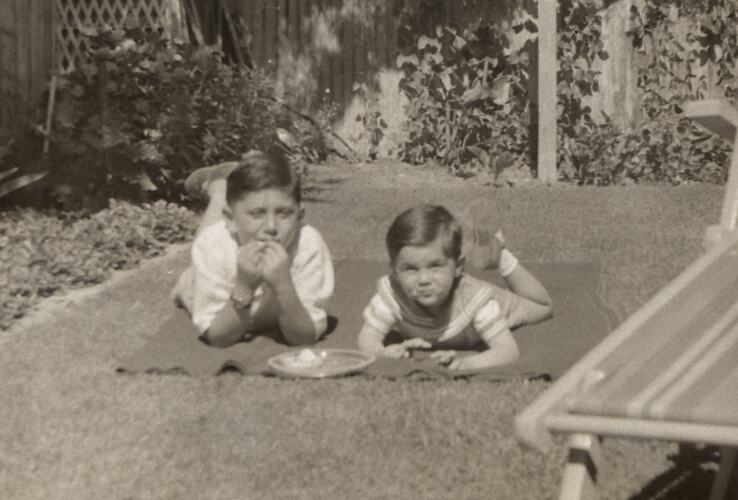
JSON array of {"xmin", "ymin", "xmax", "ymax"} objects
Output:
[{"xmin": 231, "ymin": 295, "xmax": 250, "ymax": 309}]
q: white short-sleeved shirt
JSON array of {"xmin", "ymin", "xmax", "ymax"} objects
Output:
[
  {"xmin": 362, "ymin": 274, "xmax": 509, "ymax": 348},
  {"xmin": 189, "ymin": 220, "xmax": 334, "ymax": 335}
]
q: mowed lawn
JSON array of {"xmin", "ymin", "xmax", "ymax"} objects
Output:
[{"xmin": 0, "ymin": 161, "xmax": 725, "ymax": 499}]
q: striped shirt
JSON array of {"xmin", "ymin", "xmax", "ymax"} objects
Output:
[{"xmin": 362, "ymin": 273, "xmax": 509, "ymax": 349}]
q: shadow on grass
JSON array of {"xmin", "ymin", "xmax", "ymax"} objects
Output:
[
  {"xmin": 629, "ymin": 445, "xmax": 720, "ymax": 500},
  {"xmin": 303, "ymin": 185, "xmax": 339, "ymax": 203},
  {"xmin": 302, "ymin": 175, "xmax": 347, "ymax": 203}
]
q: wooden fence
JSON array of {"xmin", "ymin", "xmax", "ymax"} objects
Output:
[
  {"xmin": 54, "ymin": 0, "xmax": 185, "ymax": 73},
  {"xmin": 1, "ymin": 0, "xmax": 732, "ymax": 158},
  {"xmin": 0, "ymin": 0, "xmax": 183, "ymax": 138},
  {"xmin": 0, "ymin": 0, "xmax": 54, "ymax": 137},
  {"xmin": 0, "ymin": 0, "xmax": 536, "ymax": 138},
  {"xmin": 226, "ymin": 0, "xmax": 534, "ymax": 110}
]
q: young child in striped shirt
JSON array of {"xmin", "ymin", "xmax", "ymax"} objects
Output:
[{"xmin": 358, "ymin": 204, "xmax": 552, "ymax": 370}]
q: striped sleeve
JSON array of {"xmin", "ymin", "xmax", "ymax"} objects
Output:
[
  {"xmin": 473, "ymin": 299, "xmax": 509, "ymax": 345},
  {"xmin": 362, "ymin": 280, "xmax": 399, "ymax": 335}
]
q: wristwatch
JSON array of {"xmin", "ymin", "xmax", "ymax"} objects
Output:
[{"xmin": 231, "ymin": 290, "xmax": 253, "ymax": 310}]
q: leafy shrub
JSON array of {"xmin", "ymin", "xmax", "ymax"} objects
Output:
[
  {"xmin": 0, "ymin": 200, "xmax": 196, "ymax": 329},
  {"xmin": 557, "ymin": 0, "xmax": 732, "ymax": 185},
  {"xmin": 352, "ymin": 82, "xmax": 388, "ymax": 161},
  {"xmin": 288, "ymin": 103, "xmax": 341, "ymax": 167},
  {"xmin": 43, "ymin": 21, "xmax": 283, "ymax": 208},
  {"xmin": 382, "ymin": 0, "xmax": 732, "ymax": 185},
  {"xmin": 555, "ymin": 0, "xmax": 731, "ymax": 185},
  {"xmin": 393, "ymin": 16, "xmax": 535, "ymax": 177}
]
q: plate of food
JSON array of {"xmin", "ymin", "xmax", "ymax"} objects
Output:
[{"xmin": 267, "ymin": 348, "xmax": 376, "ymax": 378}]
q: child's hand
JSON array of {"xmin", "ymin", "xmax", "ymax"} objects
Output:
[
  {"xmin": 400, "ymin": 338, "xmax": 432, "ymax": 350},
  {"xmin": 448, "ymin": 356, "xmax": 478, "ymax": 371},
  {"xmin": 258, "ymin": 240, "xmax": 291, "ymax": 289},
  {"xmin": 430, "ymin": 350, "xmax": 457, "ymax": 366},
  {"xmin": 236, "ymin": 241, "xmax": 265, "ymax": 289},
  {"xmin": 382, "ymin": 339, "xmax": 432, "ymax": 359},
  {"xmin": 383, "ymin": 344, "xmax": 412, "ymax": 359}
]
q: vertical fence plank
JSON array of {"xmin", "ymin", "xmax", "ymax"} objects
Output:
[
  {"xmin": 287, "ymin": 0, "xmax": 299, "ymax": 56},
  {"xmin": 327, "ymin": 0, "xmax": 338, "ymax": 107},
  {"xmin": 313, "ymin": 0, "xmax": 325, "ymax": 107},
  {"xmin": 250, "ymin": 0, "xmax": 264, "ymax": 68},
  {"xmin": 537, "ymin": 0, "xmax": 557, "ymax": 182},
  {"xmin": 344, "ymin": 0, "xmax": 355, "ymax": 109},
  {"xmin": 298, "ymin": 0, "xmax": 313, "ymax": 108},
  {"xmin": 332, "ymin": 0, "xmax": 345, "ymax": 108},
  {"xmin": 29, "ymin": 0, "xmax": 53, "ymax": 129},
  {"xmin": 15, "ymin": 0, "xmax": 31, "ymax": 129},
  {"xmin": 0, "ymin": 1, "xmax": 14, "ymax": 133},
  {"xmin": 385, "ymin": 1, "xmax": 396, "ymax": 68},
  {"xmin": 264, "ymin": 0, "xmax": 276, "ymax": 71}
]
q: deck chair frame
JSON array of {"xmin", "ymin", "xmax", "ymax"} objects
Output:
[{"xmin": 515, "ymin": 99, "xmax": 738, "ymax": 500}]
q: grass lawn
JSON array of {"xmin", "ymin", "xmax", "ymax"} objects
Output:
[{"xmin": 0, "ymin": 161, "xmax": 726, "ymax": 499}]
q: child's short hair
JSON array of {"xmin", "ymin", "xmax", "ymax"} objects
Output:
[
  {"xmin": 386, "ymin": 204, "xmax": 463, "ymax": 263},
  {"xmin": 225, "ymin": 149, "xmax": 301, "ymax": 205}
]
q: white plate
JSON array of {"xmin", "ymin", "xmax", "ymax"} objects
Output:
[{"xmin": 268, "ymin": 348, "xmax": 376, "ymax": 378}]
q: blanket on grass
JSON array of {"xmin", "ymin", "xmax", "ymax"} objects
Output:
[{"xmin": 117, "ymin": 260, "xmax": 619, "ymax": 380}]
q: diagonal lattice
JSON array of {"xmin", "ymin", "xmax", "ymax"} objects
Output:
[{"xmin": 53, "ymin": 0, "xmax": 183, "ymax": 73}]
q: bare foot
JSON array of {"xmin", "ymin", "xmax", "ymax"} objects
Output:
[
  {"xmin": 184, "ymin": 161, "xmax": 240, "ymax": 197},
  {"xmin": 460, "ymin": 197, "xmax": 505, "ymax": 270}
]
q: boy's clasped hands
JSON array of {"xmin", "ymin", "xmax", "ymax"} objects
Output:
[{"xmin": 235, "ymin": 239, "xmax": 292, "ymax": 300}]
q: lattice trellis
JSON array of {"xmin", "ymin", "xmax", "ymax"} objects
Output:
[{"xmin": 53, "ymin": 0, "xmax": 185, "ymax": 73}]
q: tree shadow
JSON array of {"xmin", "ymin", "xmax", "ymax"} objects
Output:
[{"xmin": 629, "ymin": 445, "xmax": 720, "ymax": 500}]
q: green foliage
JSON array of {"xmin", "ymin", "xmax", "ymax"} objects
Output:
[
  {"xmin": 558, "ymin": 0, "xmax": 732, "ymax": 185},
  {"xmin": 556, "ymin": 0, "xmax": 610, "ymax": 183},
  {"xmin": 0, "ymin": 200, "xmax": 196, "ymax": 330},
  {"xmin": 393, "ymin": 17, "xmax": 536, "ymax": 177},
  {"xmin": 625, "ymin": 0, "xmax": 733, "ymax": 184},
  {"xmin": 352, "ymin": 82, "xmax": 388, "ymax": 161},
  {"xmin": 288, "ymin": 103, "xmax": 341, "ymax": 167},
  {"xmin": 45, "ymin": 21, "xmax": 282, "ymax": 208},
  {"xmin": 383, "ymin": 0, "xmax": 733, "ymax": 184}
]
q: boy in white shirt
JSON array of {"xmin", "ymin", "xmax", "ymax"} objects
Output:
[{"xmin": 173, "ymin": 150, "xmax": 334, "ymax": 347}]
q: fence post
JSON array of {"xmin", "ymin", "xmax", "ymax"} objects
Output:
[{"xmin": 538, "ymin": 0, "xmax": 557, "ymax": 183}]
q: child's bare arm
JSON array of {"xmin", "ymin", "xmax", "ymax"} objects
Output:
[
  {"xmin": 448, "ymin": 327, "xmax": 520, "ymax": 371},
  {"xmin": 260, "ymin": 241, "xmax": 317, "ymax": 345},
  {"xmin": 204, "ymin": 300, "xmax": 253, "ymax": 347},
  {"xmin": 272, "ymin": 279, "xmax": 318, "ymax": 345},
  {"xmin": 358, "ymin": 324, "xmax": 425, "ymax": 358},
  {"xmin": 358, "ymin": 323, "xmax": 387, "ymax": 354}
]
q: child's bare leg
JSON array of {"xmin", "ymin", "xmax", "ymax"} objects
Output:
[
  {"xmin": 171, "ymin": 180, "xmax": 229, "ymax": 308},
  {"xmin": 171, "ymin": 165, "xmax": 236, "ymax": 309},
  {"xmin": 184, "ymin": 160, "xmax": 240, "ymax": 198},
  {"xmin": 460, "ymin": 197, "xmax": 505, "ymax": 271},
  {"xmin": 196, "ymin": 179, "xmax": 228, "ymax": 235}
]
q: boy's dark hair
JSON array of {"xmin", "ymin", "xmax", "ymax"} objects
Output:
[
  {"xmin": 225, "ymin": 148, "xmax": 301, "ymax": 205},
  {"xmin": 386, "ymin": 204, "xmax": 462, "ymax": 263}
]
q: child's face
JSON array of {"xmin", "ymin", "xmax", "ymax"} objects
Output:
[
  {"xmin": 391, "ymin": 238, "xmax": 462, "ymax": 313},
  {"xmin": 224, "ymin": 188, "xmax": 303, "ymax": 248}
]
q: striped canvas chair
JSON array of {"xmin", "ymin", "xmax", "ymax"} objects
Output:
[{"xmin": 515, "ymin": 100, "xmax": 738, "ymax": 500}]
